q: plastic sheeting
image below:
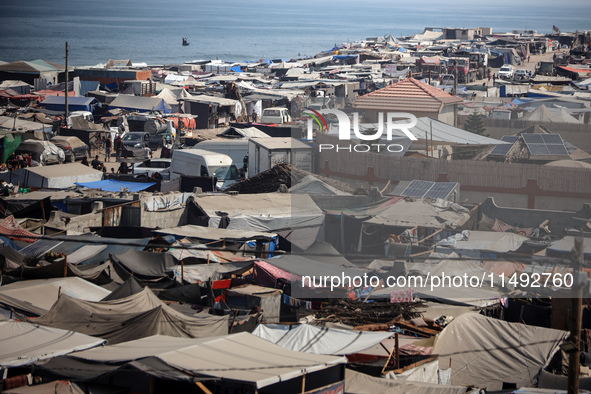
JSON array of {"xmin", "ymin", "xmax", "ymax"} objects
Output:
[
  {"xmin": 75, "ymin": 179, "xmax": 155, "ymax": 192},
  {"xmin": 0, "ymin": 320, "xmax": 105, "ymax": 368},
  {"xmin": 432, "ymin": 313, "xmax": 568, "ymax": 390},
  {"xmin": 111, "ymin": 249, "xmax": 174, "ymax": 279},
  {"xmin": 253, "ymin": 324, "xmax": 392, "ymax": 355}
]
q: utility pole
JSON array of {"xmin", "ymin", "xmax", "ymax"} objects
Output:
[
  {"xmin": 568, "ymin": 234, "xmax": 584, "ymax": 394},
  {"xmin": 453, "ymin": 60, "xmax": 458, "ymax": 127},
  {"xmin": 65, "ymin": 42, "xmax": 69, "ymax": 121}
]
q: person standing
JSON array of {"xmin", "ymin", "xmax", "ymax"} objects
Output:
[
  {"xmin": 104, "ymin": 136, "xmax": 112, "ymax": 162},
  {"xmin": 115, "ymin": 136, "xmax": 123, "ymax": 159}
]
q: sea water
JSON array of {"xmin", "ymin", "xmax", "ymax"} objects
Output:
[{"xmin": 0, "ymin": 0, "xmax": 588, "ymax": 66}]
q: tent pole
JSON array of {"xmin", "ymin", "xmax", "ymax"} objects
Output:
[
  {"xmin": 181, "ymin": 260, "xmax": 184, "ymax": 283},
  {"xmin": 196, "ymin": 382, "xmax": 212, "ymax": 394},
  {"xmin": 301, "ymin": 373, "xmax": 306, "ymax": 393},
  {"xmin": 381, "ymin": 339, "xmax": 397, "ymax": 375}
]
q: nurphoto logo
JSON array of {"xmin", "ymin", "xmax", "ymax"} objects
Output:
[{"xmin": 303, "ymin": 109, "xmax": 418, "ymax": 153}]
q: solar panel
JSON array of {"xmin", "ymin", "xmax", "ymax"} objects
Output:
[
  {"xmin": 541, "ymin": 134, "xmax": 564, "ymax": 144},
  {"xmin": 546, "ymin": 144, "xmax": 569, "ymax": 155},
  {"xmin": 401, "ymin": 180, "xmax": 458, "ymax": 200},
  {"xmin": 501, "ymin": 136, "xmax": 519, "ymax": 143},
  {"xmin": 400, "ymin": 180, "xmax": 433, "ymax": 197},
  {"xmin": 522, "ymin": 134, "xmax": 544, "ymax": 144},
  {"xmin": 489, "ymin": 135, "xmax": 518, "ymax": 156},
  {"xmin": 424, "ymin": 182, "xmax": 457, "ymax": 200},
  {"xmin": 527, "ymin": 144, "xmax": 549, "ymax": 155}
]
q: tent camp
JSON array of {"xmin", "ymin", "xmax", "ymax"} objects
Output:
[
  {"xmin": 109, "ymin": 95, "xmax": 172, "ymax": 114},
  {"xmin": 0, "ymin": 163, "xmax": 103, "ymax": 189},
  {"xmin": 432, "ymin": 313, "xmax": 567, "ymax": 390}
]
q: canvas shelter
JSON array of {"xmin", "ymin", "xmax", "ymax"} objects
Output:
[
  {"xmin": 0, "ymin": 163, "xmax": 103, "ymax": 189},
  {"xmin": 432, "ymin": 313, "xmax": 568, "ymax": 390},
  {"xmin": 37, "ymin": 333, "xmax": 346, "ymax": 390},
  {"xmin": 33, "ymin": 288, "xmax": 229, "ymax": 344},
  {"xmin": 109, "ymin": 95, "xmax": 172, "ymax": 114},
  {"xmin": 0, "ymin": 320, "xmax": 105, "ymax": 369},
  {"xmin": 253, "ymin": 324, "xmax": 392, "ymax": 355}
]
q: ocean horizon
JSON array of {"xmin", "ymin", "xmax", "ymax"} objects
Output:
[{"xmin": 0, "ymin": 0, "xmax": 589, "ymax": 67}]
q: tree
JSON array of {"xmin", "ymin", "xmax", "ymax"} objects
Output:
[{"xmin": 463, "ymin": 111, "xmax": 487, "ymax": 136}]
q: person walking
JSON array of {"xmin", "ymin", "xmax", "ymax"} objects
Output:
[
  {"xmin": 115, "ymin": 136, "xmax": 124, "ymax": 159},
  {"xmin": 104, "ymin": 136, "xmax": 112, "ymax": 162}
]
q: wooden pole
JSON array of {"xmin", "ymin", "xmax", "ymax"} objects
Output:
[
  {"xmin": 301, "ymin": 373, "xmax": 306, "ymax": 393},
  {"xmin": 395, "ymin": 332, "xmax": 400, "ymax": 370},
  {"xmin": 381, "ymin": 339, "xmax": 397, "ymax": 375},
  {"xmin": 63, "ymin": 255, "xmax": 68, "ymax": 277},
  {"xmin": 196, "ymin": 382, "xmax": 213, "ymax": 394},
  {"xmin": 568, "ymin": 235, "xmax": 584, "ymax": 394}
]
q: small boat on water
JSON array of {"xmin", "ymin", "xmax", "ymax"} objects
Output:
[{"xmin": 182, "ymin": 37, "xmax": 190, "ymax": 46}]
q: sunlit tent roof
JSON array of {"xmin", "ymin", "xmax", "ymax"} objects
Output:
[
  {"xmin": 0, "ymin": 320, "xmax": 105, "ymax": 368},
  {"xmin": 253, "ymin": 324, "xmax": 392, "ymax": 355},
  {"xmin": 0, "ymin": 163, "xmax": 103, "ymax": 189},
  {"xmin": 39, "ymin": 333, "xmax": 346, "ymax": 389}
]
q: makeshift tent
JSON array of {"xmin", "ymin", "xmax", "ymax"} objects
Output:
[
  {"xmin": 0, "ymin": 320, "xmax": 105, "ymax": 368},
  {"xmin": 101, "ymin": 276, "xmax": 144, "ymax": 301},
  {"xmin": 432, "ymin": 313, "xmax": 568, "ymax": 390},
  {"xmin": 39, "ymin": 96, "xmax": 98, "ymax": 113},
  {"xmin": 109, "ymin": 95, "xmax": 171, "ymax": 114},
  {"xmin": 226, "ymin": 285, "xmax": 282, "ymax": 323},
  {"xmin": 436, "ymin": 230, "xmax": 528, "ymax": 255},
  {"xmin": 290, "ymin": 175, "xmax": 351, "ymax": 195},
  {"xmin": 521, "ymin": 104, "xmax": 582, "ymax": 124},
  {"xmin": 33, "ymin": 288, "xmax": 229, "ymax": 344},
  {"xmin": 75, "ymin": 179, "xmax": 155, "ymax": 192},
  {"xmin": 253, "ymin": 324, "xmax": 392, "ymax": 355},
  {"xmin": 171, "ymin": 261, "xmax": 254, "ymax": 284},
  {"xmin": 0, "ymin": 163, "xmax": 103, "ymax": 189},
  {"xmin": 345, "ymin": 369, "xmax": 466, "ymax": 394},
  {"xmin": 218, "ymin": 126, "xmax": 270, "ymax": 139},
  {"xmin": 0, "ymin": 277, "xmax": 111, "ymax": 316},
  {"xmin": 156, "ymin": 88, "xmax": 180, "ymax": 113},
  {"xmin": 364, "ymin": 198, "xmax": 471, "ymax": 229},
  {"xmin": 40, "ymin": 333, "xmax": 346, "ymax": 390},
  {"xmin": 154, "ymin": 225, "xmax": 277, "ymax": 243},
  {"xmin": 110, "ymin": 249, "xmax": 174, "ymax": 279}
]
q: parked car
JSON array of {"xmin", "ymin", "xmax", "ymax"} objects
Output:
[
  {"xmin": 514, "ymin": 69, "xmax": 529, "ymax": 80},
  {"xmin": 122, "ymin": 132, "xmax": 163, "ymax": 152},
  {"xmin": 16, "ymin": 140, "xmax": 65, "ymax": 165},
  {"xmin": 259, "ymin": 107, "xmax": 292, "ymax": 124},
  {"xmin": 130, "ymin": 158, "xmax": 171, "ymax": 179},
  {"xmin": 498, "ymin": 65, "xmax": 515, "ymax": 79},
  {"xmin": 440, "ymin": 74, "xmax": 455, "ymax": 86},
  {"xmin": 51, "ymin": 136, "xmax": 89, "ymax": 162}
]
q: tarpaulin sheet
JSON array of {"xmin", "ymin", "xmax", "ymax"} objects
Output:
[
  {"xmin": 253, "ymin": 324, "xmax": 391, "ymax": 355},
  {"xmin": 0, "ymin": 320, "xmax": 105, "ymax": 368},
  {"xmin": 432, "ymin": 313, "xmax": 568, "ymax": 390},
  {"xmin": 75, "ymin": 179, "xmax": 155, "ymax": 192},
  {"xmin": 33, "ymin": 288, "xmax": 228, "ymax": 344}
]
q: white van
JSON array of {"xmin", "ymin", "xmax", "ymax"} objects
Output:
[
  {"xmin": 169, "ymin": 149, "xmax": 241, "ymax": 190},
  {"xmin": 260, "ymin": 107, "xmax": 292, "ymax": 124},
  {"xmin": 194, "ymin": 139, "xmax": 248, "ymax": 171}
]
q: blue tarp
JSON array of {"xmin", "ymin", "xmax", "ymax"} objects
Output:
[
  {"xmin": 231, "ymin": 66, "xmax": 243, "ymax": 73},
  {"xmin": 75, "ymin": 179, "xmax": 155, "ymax": 192},
  {"xmin": 39, "ymin": 96, "xmax": 97, "ymax": 113}
]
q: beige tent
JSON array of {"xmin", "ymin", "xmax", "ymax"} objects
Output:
[{"xmin": 432, "ymin": 313, "xmax": 568, "ymax": 390}]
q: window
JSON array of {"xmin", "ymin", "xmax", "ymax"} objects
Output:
[{"xmin": 200, "ymin": 165, "xmax": 209, "ymax": 177}]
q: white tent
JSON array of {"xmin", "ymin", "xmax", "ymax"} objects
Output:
[
  {"xmin": 253, "ymin": 324, "xmax": 392, "ymax": 355},
  {"xmin": 0, "ymin": 163, "xmax": 103, "ymax": 189}
]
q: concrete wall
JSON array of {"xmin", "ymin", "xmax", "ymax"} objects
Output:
[
  {"xmin": 141, "ymin": 206, "xmax": 187, "ymax": 228},
  {"xmin": 47, "ymin": 201, "xmax": 103, "ymax": 233},
  {"xmin": 478, "ymin": 197, "xmax": 591, "ymax": 234},
  {"xmin": 463, "ymin": 190, "xmax": 528, "ymax": 208}
]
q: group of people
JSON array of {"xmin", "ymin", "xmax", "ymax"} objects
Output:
[{"xmin": 6, "ymin": 153, "xmax": 32, "ymax": 170}]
